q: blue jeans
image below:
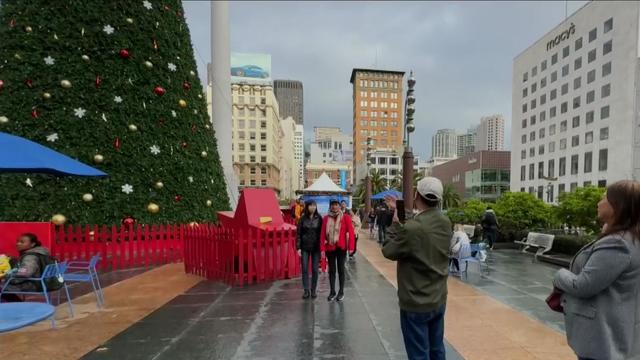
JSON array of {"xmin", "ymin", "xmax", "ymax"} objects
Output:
[
  {"xmin": 301, "ymin": 250, "xmax": 320, "ymax": 291},
  {"xmin": 400, "ymin": 304, "xmax": 446, "ymax": 360}
]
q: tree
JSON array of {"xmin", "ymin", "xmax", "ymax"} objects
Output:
[
  {"xmin": 441, "ymin": 184, "xmax": 461, "ymax": 210},
  {"xmin": 554, "ymin": 186, "xmax": 605, "ymax": 233},
  {"xmin": 354, "ymin": 169, "xmax": 387, "ymax": 206},
  {"xmin": 0, "ymin": 0, "xmax": 229, "ymax": 224},
  {"xmin": 390, "ymin": 172, "xmax": 424, "ymax": 192},
  {"xmin": 446, "ymin": 199, "xmax": 486, "ymax": 225},
  {"xmin": 493, "ymin": 192, "xmax": 550, "ymax": 230}
]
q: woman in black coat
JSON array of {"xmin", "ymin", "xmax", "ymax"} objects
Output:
[{"xmin": 296, "ymin": 200, "xmax": 323, "ymax": 299}]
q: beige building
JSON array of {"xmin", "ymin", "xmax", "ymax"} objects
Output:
[
  {"xmin": 280, "ymin": 117, "xmax": 300, "ymax": 200},
  {"xmin": 305, "ymin": 163, "xmax": 352, "ymax": 189}
]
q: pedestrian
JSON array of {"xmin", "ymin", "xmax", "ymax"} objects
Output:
[
  {"xmin": 382, "ymin": 177, "xmax": 452, "ymax": 360},
  {"xmin": 294, "ymin": 198, "xmax": 304, "ymax": 223},
  {"xmin": 340, "ymin": 200, "xmax": 348, "ymax": 214},
  {"xmin": 449, "ymin": 224, "xmax": 471, "ymax": 275},
  {"xmin": 347, "ymin": 208, "xmax": 361, "ymax": 260},
  {"xmin": 368, "ymin": 209, "xmax": 377, "ymax": 239},
  {"xmin": 552, "ymin": 180, "xmax": 640, "ymax": 360},
  {"xmin": 480, "ymin": 206, "xmax": 499, "ymax": 249},
  {"xmin": 376, "ymin": 204, "xmax": 391, "ymax": 245},
  {"xmin": 296, "ymin": 200, "xmax": 323, "ymax": 300},
  {"xmin": 321, "ymin": 199, "xmax": 355, "ymax": 301}
]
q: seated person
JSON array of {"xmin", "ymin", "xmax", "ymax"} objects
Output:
[
  {"xmin": 1, "ymin": 233, "xmax": 51, "ymax": 302},
  {"xmin": 449, "ymin": 224, "xmax": 471, "ymax": 274}
]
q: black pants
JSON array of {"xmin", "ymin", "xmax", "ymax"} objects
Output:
[
  {"xmin": 350, "ymin": 235, "xmax": 358, "ymax": 256},
  {"xmin": 483, "ymin": 229, "xmax": 497, "ymax": 248},
  {"xmin": 301, "ymin": 250, "xmax": 320, "ymax": 291},
  {"xmin": 326, "ymin": 249, "xmax": 347, "ymax": 294},
  {"xmin": 449, "ymin": 258, "xmax": 460, "ymax": 272}
]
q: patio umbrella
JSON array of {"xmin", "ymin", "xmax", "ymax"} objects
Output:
[
  {"xmin": 0, "ymin": 132, "xmax": 107, "ymax": 177},
  {"xmin": 371, "ymin": 189, "xmax": 403, "ymax": 200}
]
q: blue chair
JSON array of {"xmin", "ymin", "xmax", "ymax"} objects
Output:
[
  {"xmin": 0, "ymin": 262, "xmax": 74, "ymax": 322},
  {"xmin": 459, "ymin": 243, "xmax": 490, "ymax": 277},
  {"xmin": 64, "ymin": 255, "xmax": 104, "ymax": 308}
]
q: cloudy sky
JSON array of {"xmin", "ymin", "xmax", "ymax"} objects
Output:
[{"xmin": 183, "ymin": 1, "xmax": 588, "ymax": 159}]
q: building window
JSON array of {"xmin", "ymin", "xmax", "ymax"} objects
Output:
[
  {"xmin": 562, "ymin": 46, "xmax": 570, "ymax": 59},
  {"xmin": 539, "ymin": 127, "xmax": 545, "ymax": 139},
  {"xmin": 575, "ymin": 37, "xmax": 583, "ymax": 51},
  {"xmin": 260, "ymin": 144, "xmax": 267, "ymax": 152},
  {"xmin": 260, "ymin": 132, "xmax": 267, "ymax": 140},
  {"xmin": 561, "ymin": 101, "xmax": 568, "ymax": 114},
  {"xmin": 531, "ymin": 99, "xmax": 537, "ymax": 110},
  {"xmin": 600, "ymin": 127, "xmax": 609, "ymax": 140},
  {"xmin": 261, "ymin": 167, "xmax": 267, "ymax": 175},
  {"xmin": 598, "ymin": 180, "xmax": 607, "ymax": 188},
  {"xmin": 548, "ymin": 159, "xmax": 555, "ymax": 177},
  {"xmin": 570, "ymin": 182, "xmax": 578, "ymax": 191},
  {"xmin": 250, "ymin": 167, "xmax": 256, "ymax": 175},
  {"xmin": 602, "ymin": 62, "xmax": 612, "ymax": 77},
  {"xmin": 601, "ymin": 83, "xmax": 611, "ymax": 98},
  {"xmin": 604, "ymin": 18, "xmax": 613, "ymax": 33},
  {"xmin": 574, "ymin": 57, "xmax": 582, "ymax": 70},
  {"xmin": 588, "ymin": 48, "xmax": 596, "ymax": 63},
  {"xmin": 538, "ymin": 162, "xmax": 544, "ymax": 179},
  {"xmin": 541, "ymin": 59, "xmax": 547, "ymax": 71},
  {"xmin": 522, "ymin": 119, "xmax": 527, "ymax": 128},
  {"xmin": 521, "ymin": 134, "xmax": 527, "ymax": 144},
  {"xmin": 530, "ymin": 147, "xmax": 535, "ymax": 157},
  {"xmin": 540, "ymin": 94, "xmax": 547, "ymax": 105},
  {"xmin": 531, "ymin": 82, "xmax": 537, "ymax": 93},
  {"xmin": 530, "ymin": 131, "xmax": 536, "ymax": 141},
  {"xmin": 549, "ymin": 141, "xmax": 556, "ymax": 153},
  {"xmin": 560, "ymin": 138, "xmax": 567, "ymax": 150},
  {"xmin": 586, "ymin": 90, "xmax": 595, "ymax": 104},
  {"xmin": 560, "ymin": 120, "xmax": 567, "ymax": 132},
  {"xmin": 585, "ymin": 131, "xmax": 593, "ymax": 144},
  {"xmin": 250, "ymin": 155, "xmax": 256, "ymax": 162},
  {"xmin": 571, "ymin": 154, "xmax": 579, "ymax": 175},
  {"xmin": 589, "ymin": 28, "xmax": 597, "ymax": 42},
  {"xmin": 572, "ymin": 135, "xmax": 580, "ymax": 147},
  {"xmin": 601, "ymin": 105, "xmax": 610, "ymax": 120},
  {"xmin": 551, "ymin": 53, "xmax": 558, "ymax": 65},
  {"xmin": 599, "ymin": 149, "xmax": 608, "ymax": 171},
  {"xmin": 539, "ymin": 144, "xmax": 545, "ymax": 155},
  {"xmin": 572, "ymin": 116, "xmax": 580, "ymax": 128},
  {"xmin": 550, "ymin": 89, "xmax": 557, "ymax": 100},
  {"xmin": 559, "ymin": 157, "xmax": 566, "ymax": 177},
  {"xmin": 529, "ymin": 163, "xmax": 535, "ymax": 180},
  {"xmin": 603, "ymin": 40, "xmax": 612, "ymax": 55},
  {"xmin": 260, "ymin": 156, "xmax": 266, "ymax": 162},
  {"xmin": 522, "ymin": 88, "xmax": 528, "ymax": 98},
  {"xmin": 573, "ymin": 76, "xmax": 581, "ymax": 90},
  {"xmin": 549, "ymin": 124, "xmax": 556, "ymax": 135},
  {"xmin": 522, "ymin": 103, "xmax": 527, "ymax": 113},
  {"xmin": 561, "ymin": 83, "xmax": 569, "ymax": 95},
  {"xmin": 551, "ymin": 71, "xmax": 558, "ymax": 83},
  {"xmin": 541, "ymin": 77, "xmax": 547, "ymax": 88},
  {"xmin": 562, "ymin": 64, "xmax": 569, "ymax": 77},
  {"xmin": 532, "ymin": 66, "xmax": 538, "ymax": 77},
  {"xmin": 550, "ymin": 106, "xmax": 557, "ymax": 118},
  {"xmin": 521, "ymin": 150, "xmax": 526, "ymax": 159},
  {"xmin": 522, "ymin": 72, "xmax": 528, "ymax": 83},
  {"xmin": 573, "ymin": 96, "xmax": 580, "ymax": 109},
  {"xmin": 249, "ymin": 144, "xmax": 256, "ymax": 152},
  {"xmin": 540, "ymin": 111, "xmax": 546, "ymax": 122},
  {"xmin": 530, "ymin": 115, "xmax": 537, "ymax": 125},
  {"xmin": 520, "ymin": 165, "xmax": 526, "ymax": 181}
]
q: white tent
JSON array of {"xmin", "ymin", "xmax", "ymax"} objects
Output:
[{"xmin": 299, "ymin": 172, "xmax": 348, "ymax": 194}]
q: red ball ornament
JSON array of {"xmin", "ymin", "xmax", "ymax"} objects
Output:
[
  {"xmin": 95, "ymin": 75, "xmax": 102, "ymax": 88},
  {"xmin": 182, "ymin": 80, "xmax": 191, "ymax": 90},
  {"xmin": 114, "ymin": 137, "xmax": 121, "ymax": 151},
  {"xmin": 153, "ymin": 86, "xmax": 166, "ymax": 96},
  {"xmin": 31, "ymin": 108, "xmax": 39, "ymax": 118},
  {"xmin": 174, "ymin": 195, "xmax": 182, "ymax": 202},
  {"xmin": 122, "ymin": 216, "xmax": 135, "ymax": 227},
  {"xmin": 118, "ymin": 49, "xmax": 130, "ymax": 59},
  {"xmin": 24, "ymin": 79, "xmax": 33, "ymax": 88}
]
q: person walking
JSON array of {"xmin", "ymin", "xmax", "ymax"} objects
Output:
[
  {"xmin": 296, "ymin": 201, "xmax": 323, "ymax": 299},
  {"xmin": 449, "ymin": 224, "xmax": 471, "ymax": 276},
  {"xmin": 321, "ymin": 199, "xmax": 355, "ymax": 302},
  {"xmin": 368, "ymin": 209, "xmax": 377, "ymax": 239},
  {"xmin": 376, "ymin": 204, "xmax": 392, "ymax": 245},
  {"xmin": 382, "ymin": 177, "xmax": 452, "ymax": 360},
  {"xmin": 552, "ymin": 180, "xmax": 640, "ymax": 360},
  {"xmin": 480, "ymin": 206, "xmax": 499, "ymax": 249}
]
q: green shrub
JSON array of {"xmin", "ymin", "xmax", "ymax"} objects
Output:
[{"xmin": 551, "ymin": 234, "xmax": 595, "ymax": 255}]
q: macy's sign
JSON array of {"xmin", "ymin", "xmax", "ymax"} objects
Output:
[{"xmin": 547, "ymin": 23, "xmax": 576, "ymax": 51}]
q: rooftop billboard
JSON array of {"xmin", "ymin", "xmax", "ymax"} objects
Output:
[{"xmin": 230, "ymin": 52, "xmax": 272, "ymax": 85}]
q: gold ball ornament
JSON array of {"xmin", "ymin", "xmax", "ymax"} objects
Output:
[
  {"xmin": 128, "ymin": 124, "xmax": 138, "ymax": 132},
  {"xmin": 60, "ymin": 80, "xmax": 72, "ymax": 88},
  {"xmin": 189, "ymin": 70, "xmax": 196, "ymax": 77},
  {"xmin": 93, "ymin": 154, "xmax": 104, "ymax": 164},
  {"xmin": 82, "ymin": 55, "xmax": 90, "ymax": 62},
  {"xmin": 154, "ymin": 181, "xmax": 164, "ymax": 189},
  {"xmin": 51, "ymin": 214, "xmax": 67, "ymax": 226},
  {"xmin": 0, "ymin": 116, "xmax": 8, "ymax": 124},
  {"xmin": 206, "ymin": 200, "xmax": 213, "ymax": 207},
  {"xmin": 25, "ymin": 26, "xmax": 33, "ymax": 33},
  {"xmin": 42, "ymin": 92, "xmax": 52, "ymax": 100},
  {"xmin": 144, "ymin": 61, "xmax": 153, "ymax": 68},
  {"xmin": 178, "ymin": 99, "xmax": 187, "ymax": 108},
  {"xmin": 147, "ymin": 203, "xmax": 160, "ymax": 214},
  {"xmin": 126, "ymin": 18, "xmax": 134, "ymax": 24},
  {"xmin": 82, "ymin": 193, "xmax": 94, "ymax": 202},
  {"xmin": 200, "ymin": 151, "xmax": 208, "ymax": 158}
]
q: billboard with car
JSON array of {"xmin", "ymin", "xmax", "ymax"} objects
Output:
[{"xmin": 230, "ymin": 53, "xmax": 272, "ymax": 84}]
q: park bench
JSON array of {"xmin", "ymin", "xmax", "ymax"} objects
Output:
[{"xmin": 515, "ymin": 232, "xmax": 555, "ymax": 261}]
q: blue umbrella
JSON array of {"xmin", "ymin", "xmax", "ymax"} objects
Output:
[
  {"xmin": 0, "ymin": 132, "xmax": 107, "ymax": 177},
  {"xmin": 371, "ymin": 189, "xmax": 403, "ymax": 200}
]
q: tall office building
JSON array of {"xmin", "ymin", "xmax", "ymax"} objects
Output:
[
  {"xmin": 294, "ymin": 124, "xmax": 304, "ymax": 191},
  {"xmin": 511, "ymin": 1, "xmax": 637, "ymax": 203},
  {"xmin": 457, "ymin": 128, "xmax": 477, "ymax": 157},
  {"xmin": 432, "ymin": 129, "xmax": 458, "ymax": 160},
  {"xmin": 309, "ymin": 127, "xmax": 353, "ymax": 164},
  {"xmin": 350, "ymin": 69, "xmax": 405, "ymax": 183},
  {"xmin": 477, "ymin": 114, "xmax": 505, "ymax": 151},
  {"xmin": 273, "ymin": 80, "xmax": 303, "ymax": 125}
]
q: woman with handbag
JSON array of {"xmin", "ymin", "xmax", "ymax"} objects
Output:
[
  {"xmin": 552, "ymin": 180, "xmax": 640, "ymax": 360},
  {"xmin": 296, "ymin": 201, "xmax": 323, "ymax": 299}
]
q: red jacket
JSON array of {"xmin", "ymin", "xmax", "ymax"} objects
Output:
[{"xmin": 321, "ymin": 213, "xmax": 356, "ymax": 252}]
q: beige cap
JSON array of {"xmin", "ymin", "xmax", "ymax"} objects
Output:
[{"xmin": 417, "ymin": 177, "xmax": 443, "ymax": 200}]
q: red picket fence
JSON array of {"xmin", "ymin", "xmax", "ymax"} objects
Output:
[
  {"xmin": 183, "ymin": 224, "xmax": 301, "ymax": 286},
  {"xmin": 50, "ymin": 224, "xmax": 183, "ymax": 272}
]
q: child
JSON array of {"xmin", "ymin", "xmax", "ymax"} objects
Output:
[{"xmin": 450, "ymin": 224, "xmax": 471, "ymax": 275}]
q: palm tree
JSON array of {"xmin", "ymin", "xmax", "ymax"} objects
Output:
[
  {"xmin": 355, "ymin": 169, "xmax": 387, "ymax": 199},
  {"xmin": 442, "ymin": 184, "xmax": 462, "ymax": 210},
  {"xmin": 391, "ymin": 172, "xmax": 425, "ymax": 192}
]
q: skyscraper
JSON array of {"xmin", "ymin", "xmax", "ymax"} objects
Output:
[
  {"xmin": 432, "ymin": 129, "xmax": 458, "ymax": 160},
  {"xmin": 477, "ymin": 114, "xmax": 505, "ymax": 151},
  {"xmin": 350, "ymin": 68, "xmax": 405, "ymax": 182},
  {"xmin": 457, "ymin": 128, "xmax": 477, "ymax": 157},
  {"xmin": 273, "ymin": 80, "xmax": 303, "ymax": 125}
]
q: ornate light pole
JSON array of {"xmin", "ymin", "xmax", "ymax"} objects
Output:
[
  {"xmin": 402, "ymin": 71, "xmax": 416, "ymax": 212},
  {"xmin": 364, "ymin": 136, "xmax": 373, "ymax": 219}
]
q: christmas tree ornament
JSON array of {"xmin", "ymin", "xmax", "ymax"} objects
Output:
[
  {"xmin": 191, "ymin": 124, "xmax": 197, "ymax": 133},
  {"xmin": 168, "ymin": 63, "xmax": 177, "ymax": 72},
  {"xmin": 177, "ymin": 11, "xmax": 183, "ymax": 17},
  {"xmin": 25, "ymin": 26, "xmax": 32, "ymax": 33},
  {"xmin": 181, "ymin": 142, "xmax": 188, "ymax": 148},
  {"xmin": 149, "ymin": 145, "xmax": 160, "ymax": 155},
  {"xmin": 46, "ymin": 133, "xmax": 59, "ymax": 142},
  {"xmin": 121, "ymin": 184, "xmax": 134, "ymax": 194},
  {"xmin": 122, "ymin": 216, "xmax": 135, "ymax": 227},
  {"xmin": 143, "ymin": 0, "xmax": 153, "ymax": 10},
  {"xmin": 178, "ymin": 99, "xmax": 187, "ymax": 108},
  {"xmin": 25, "ymin": 178, "xmax": 33, "ymax": 187},
  {"xmin": 53, "ymin": 33, "xmax": 59, "ymax": 40},
  {"xmin": 119, "ymin": 49, "xmax": 130, "ymax": 59},
  {"xmin": 73, "ymin": 108, "xmax": 87, "ymax": 118},
  {"xmin": 182, "ymin": 80, "xmax": 191, "ymax": 90},
  {"xmin": 95, "ymin": 75, "xmax": 102, "ymax": 87},
  {"xmin": 128, "ymin": 124, "xmax": 138, "ymax": 131},
  {"xmin": 93, "ymin": 154, "xmax": 104, "ymax": 164},
  {"xmin": 103, "ymin": 24, "xmax": 115, "ymax": 35},
  {"xmin": 51, "ymin": 214, "xmax": 67, "ymax": 226},
  {"xmin": 25, "ymin": 79, "xmax": 33, "ymax": 88},
  {"xmin": 0, "ymin": 79, "xmax": 4, "ymax": 90},
  {"xmin": 174, "ymin": 195, "xmax": 182, "ymax": 202},
  {"xmin": 44, "ymin": 56, "xmax": 55, "ymax": 65},
  {"xmin": 197, "ymin": 94, "xmax": 203, "ymax": 99},
  {"xmin": 206, "ymin": 200, "xmax": 212, "ymax": 207},
  {"xmin": 205, "ymin": 124, "xmax": 211, "ymax": 129},
  {"xmin": 144, "ymin": 60, "xmax": 153, "ymax": 68},
  {"xmin": 31, "ymin": 108, "xmax": 39, "ymax": 118},
  {"xmin": 0, "ymin": 116, "xmax": 8, "ymax": 124},
  {"xmin": 9, "ymin": 19, "xmax": 16, "ymax": 28},
  {"xmin": 60, "ymin": 79, "xmax": 72, "ymax": 88},
  {"xmin": 114, "ymin": 96, "xmax": 123, "ymax": 103},
  {"xmin": 200, "ymin": 151, "xmax": 208, "ymax": 158},
  {"xmin": 42, "ymin": 92, "xmax": 52, "ymax": 100},
  {"xmin": 154, "ymin": 181, "xmax": 164, "ymax": 189},
  {"xmin": 82, "ymin": 55, "xmax": 90, "ymax": 62},
  {"xmin": 163, "ymin": 5, "xmax": 171, "ymax": 11},
  {"xmin": 153, "ymin": 86, "xmax": 166, "ymax": 96},
  {"xmin": 190, "ymin": 70, "xmax": 196, "ymax": 77},
  {"xmin": 126, "ymin": 18, "xmax": 134, "ymax": 24},
  {"xmin": 82, "ymin": 193, "xmax": 94, "ymax": 202},
  {"xmin": 147, "ymin": 202, "xmax": 160, "ymax": 214},
  {"xmin": 152, "ymin": 38, "xmax": 158, "ymax": 51},
  {"xmin": 114, "ymin": 137, "xmax": 121, "ymax": 150}
]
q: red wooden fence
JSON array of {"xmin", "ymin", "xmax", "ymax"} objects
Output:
[
  {"xmin": 183, "ymin": 224, "xmax": 301, "ymax": 286},
  {"xmin": 50, "ymin": 224, "xmax": 183, "ymax": 272}
]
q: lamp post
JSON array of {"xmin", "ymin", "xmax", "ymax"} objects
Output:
[
  {"xmin": 402, "ymin": 71, "xmax": 416, "ymax": 212},
  {"xmin": 542, "ymin": 176, "xmax": 558, "ymax": 203},
  {"xmin": 364, "ymin": 136, "xmax": 373, "ymax": 219}
]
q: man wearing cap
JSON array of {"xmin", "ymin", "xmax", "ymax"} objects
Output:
[
  {"xmin": 321, "ymin": 199, "xmax": 356, "ymax": 301},
  {"xmin": 382, "ymin": 177, "xmax": 452, "ymax": 360}
]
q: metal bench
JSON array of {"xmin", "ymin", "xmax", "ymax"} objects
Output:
[{"xmin": 515, "ymin": 232, "xmax": 555, "ymax": 261}]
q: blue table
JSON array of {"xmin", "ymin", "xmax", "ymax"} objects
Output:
[{"xmin": 0, "ymin": 302, "xmax": 55, "ymax": 332}]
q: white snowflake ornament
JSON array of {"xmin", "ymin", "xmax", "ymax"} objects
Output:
[
  {"xmin": 74, "ymin": 108, "xmax": 87, "ymax": 118},
  {"xmin": 46, "ymin": 133, "xmax": 59, "ymax": 142},
  {"xmin": 114, "ymin": 96, "xmax": 123, "ymax": 103},
  {"xmin": 25, "ymin": 178, "xmax": 33, "ymax": 188},
  {"xmin": 121, "ymin": 184, "xmax": 134, "ymax": 194},
  {"xmin": 101, "ymin": 113, "xmax": 108, "ymax": 122},
  {"xmin": 171, "ymin": 110, "xmax": 177, "ymax": 118},
  {"xmin": 143, "ymin": 0, "xmax": 152, "ymax": 10},
  {"xmin": 103, "ymin": 25, "xmax": 115, "ymax": 35},
  {"xmin": 44, "ymin": 56, "xmax": 55, "ymax": 65},
  {"xmin": 150, "ymin": 145, "xmax": 161, "ymax": 155},
  {"xmin": 188, "ymin": 176, "xmax": 194, "ymax": 183},
  {"xmin": 168, "ymin": 63, "xmax": 177, "ymax": 72}
]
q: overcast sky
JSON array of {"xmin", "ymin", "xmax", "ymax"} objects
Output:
[{"xmin": 183, "ymin": 1, "xmax": 588, "ymax": 159}]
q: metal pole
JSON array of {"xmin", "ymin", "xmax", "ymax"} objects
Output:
[{"xmin": 402, "ymin": 72, "xmax": 416, "ymax": 212}]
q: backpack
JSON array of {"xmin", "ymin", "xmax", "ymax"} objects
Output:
[{"xmin": 34, "ymin": 253, "xmax": 65, "ymax": 291}]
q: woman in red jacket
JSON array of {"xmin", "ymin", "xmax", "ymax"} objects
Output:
[{"xmin": 321, "ymin": 199, "xmax": 355, "ymax": 301}]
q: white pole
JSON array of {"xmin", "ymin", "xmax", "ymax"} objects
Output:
[{"xmin": 211, "ymin": 1, "xmax": 239, "ymax": 209}]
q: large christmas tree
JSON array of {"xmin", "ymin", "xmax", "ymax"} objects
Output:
[{"xmin": 0, "ymin": 0, "xmax": 229, "ymax": 225}]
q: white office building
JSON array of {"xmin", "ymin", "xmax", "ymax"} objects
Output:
[
  {"xmin": 432, "ymin": 129, "xmax": 458, "ymax": 160},
  {"xmin": 511, "ymin": 1, "xmax": 638, "ymax": 203},
  {"xmin": 294, "ymin": 124, "xmax": 304, "ymax": 191},
  {"xmin": 477, "ymin": 115, "xmax": 505, "ymax": 151}
]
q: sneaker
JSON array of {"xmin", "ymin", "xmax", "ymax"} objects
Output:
[
  {"xmin": 336, "ymin": 292, "xmax": 345, "ymax": 301},
  {"xmin": 327, "ymin": 292, "xmax": 336, "ymax": 301},
  {"xmin": 302, "ymin": 290, "xmax": 310, "ymax": 299},
  {"xmin": 311, "ymin": 289, "xmax": 317, "ymax": 299}
]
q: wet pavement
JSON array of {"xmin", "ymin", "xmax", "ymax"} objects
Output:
[{"xmin": 81, "ymin": 255, "xmax": 463, "ymax": 360}]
